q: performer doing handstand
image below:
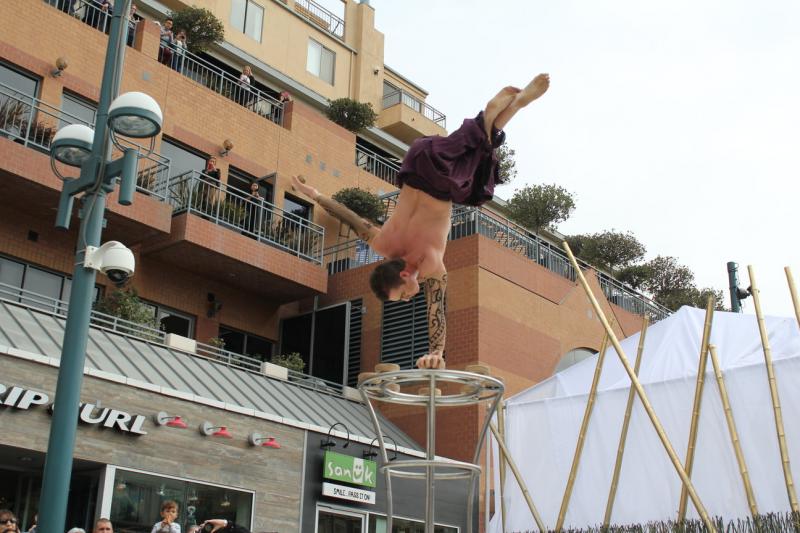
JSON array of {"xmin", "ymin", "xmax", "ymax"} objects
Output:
[{"xmin": 292, "ymin": 73, "xmax": 550, "ymax": 370}]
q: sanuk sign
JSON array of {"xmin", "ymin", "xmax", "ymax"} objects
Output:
[{"xmin": 323, "ymin": 450, "xmax": 377, "ymax": 488}]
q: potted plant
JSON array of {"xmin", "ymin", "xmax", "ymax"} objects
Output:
[
  {"xmin": 93, "ymin": 288, "xmax": 161, "ymax": 341},
  {"xmin": 271, "ymin": 352, "xmax": 306, "ymax": 373}
]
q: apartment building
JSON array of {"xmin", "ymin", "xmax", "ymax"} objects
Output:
[{"xmin": 0, "ymin": 0, "xmax": 669, "ymax": 531}]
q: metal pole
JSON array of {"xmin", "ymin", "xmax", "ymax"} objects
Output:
[
  {"xmin": 728, "ymin": 261, "xmax": 742, "ymax": 312},
  {"xmin": 425, "ymin": 374, "xmax": 436, "ymax": 533},
  {"xmin": 747, "ymin": 265, "xmax": 799, "ymax": 512},
  {"xmin": 708, "ymin": 344, "xmax": 759, "ymax": 518},
  {"xmin": 561, "ymin": 242, "xmax": 717, "ymax": 533},
  {"xmin": 603, "ymin": 316, "xmax": 649, "ymax": 528},
  {"xmin": 555, "ymin": 333, "xmax": 611, "ymax": 531},
  {"xmin": 677, "ymin": 296, "xmax": 716, "ymax": 522},
  {"xmin": 38, "ymin": 3, "xmax": 130, "ymax": 533}
]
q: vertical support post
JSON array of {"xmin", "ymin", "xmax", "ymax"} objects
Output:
[
  {"xmin": 747, "ymin": 265, "xmax": 799, "ymax": 512},
  {"xmin": 728, "ymin": 262, "xmax": 742, "ymax": 312},
  {"xmin": 562, "ymin": 241, "xmax": 717, "ymax": 533},
  {"xmin": 497, "ymin": 403, "xmax": 508, "ymax": 533},
  {"xmin": 603, "ymin": 316, "xmax": 649, "ymax": 528},
  {"xmin": 555, "ymin": 333, "xmax": 611, "ymax": 531},
  {"xmin": 786, "ymin": 267, "xmax": 800, "ymax": 329},
  {"xmin": 425, "ymin": 374, "xmax": 436, "ymax": 533},
  {"xmin": 708, "ymin": 344, "xmax": 759, "ymax": 518},
  {"xmin": 677, "ymin": 296, "xmax": 716, "ymax": 522}
]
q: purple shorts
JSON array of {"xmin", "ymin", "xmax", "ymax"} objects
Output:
[{"xmin": 397, "ymin": 111, "xmax": 505, "ymax": 207}]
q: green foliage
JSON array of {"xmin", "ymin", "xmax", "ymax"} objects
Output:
[
  {"xmin": 169, "ymin": 6, "xmax": 224, "ymax": 53},
  {"xmin": 616, "ymin": 264, "xmax": 654, "ymax": 290},
  {"xmin": 568, "ymin": 230, "xmax": 646, "ymax": 273},
  {"xmin": 495, "ymin": 144, "xmax": 517, "ymax": 184},
  {"xmin": 550, "ymin": 511, "xmax": 799, "ymax": 532},
  {"xmin": 506, "ymin": 183, "xmax": 576, "ymax": 232},
  {"xmin": 325, "ymin": 98, "xmax": 378, "ymax": 132},
  {"xmin": 219, "ymin": 200, "xmax": 247, "ymax": 225},
  {"xmin": 271, "ymin": 352, "xmax": 306, "ymax": 373},
  {"xmin": 94, "ymin": 288, "xmax": 158, "ymax": 330},
  {"xmin": 636, "ymin": 256, "xmax": 725, "ymax": 311},
  {"xmin": 332, "ymin": 187, "xmax": 384, "ymax": 224},
  {"xmin": 207, "ymin": 337, "xmax": 226, "ymax": 349}
]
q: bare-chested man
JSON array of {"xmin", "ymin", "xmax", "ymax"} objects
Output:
[{"xmin": 292, "ymin": 73, "xmax": 550, "ymax": 369}]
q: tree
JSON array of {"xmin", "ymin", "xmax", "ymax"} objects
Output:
[
  {"xmin": 93, "ymin": 288, "xmax": 160, "ymax": 338},
  {"xmin": 616, "ymin": 264, "xmax": 653, "ymax": 290},
  {"xmin": 640, "ymin": 255, "xmax": 695, "ymax": 298},
  {"xmin": 170, "ymin": 7, "xmax": 225, "ymax": 53},
  {"xmin": 495, "ymin": 144, "xmax": 517, "ymax": 184},
  {"xmin": 567, "ymin": 230, "xmax": 646, "ymax": 273},
  {"xmin": 506, "ymin": 183, "xmax": 576, "ymax": 232},
  {"xmin": 332, "ymin": 187, "xmax": 384, "ymax": 224},
  {"xmin": 325, "ymin": 98, "xmax": 378, "ymax": 133}
]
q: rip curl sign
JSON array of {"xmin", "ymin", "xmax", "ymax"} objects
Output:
[
  {"xmin": 0, "ymin": 383, "xmax": 147, "ymax": 436},
  {"xmin": 323, "ymin": 450, "xmax": 376, "ymax": 488}
]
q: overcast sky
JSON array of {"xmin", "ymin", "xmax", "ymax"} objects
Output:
[{"xmin": 323, "ymin": 0, "xmax": 799, "ymax": 317}]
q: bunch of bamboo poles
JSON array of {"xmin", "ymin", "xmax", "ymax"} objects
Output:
[{"xmin": 488, "ymin": 251, "xmax": 800, "ymax": 532}]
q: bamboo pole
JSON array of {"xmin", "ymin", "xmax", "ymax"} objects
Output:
[
  {"xmin": 489, "ymin": 422, "xmax": 547, "ymax": 532},
  {"xmin": 561, "ymin": 242, "xmax": 717, "ymax": 533},
  {"xmin": 786, "ymin": 267, "xmax": 800, "ymax": 329},
  {"xmin": 555, "ymin": 334, "xmax": 611, "ymax": 531},
  {"xmin": 603, "ymin": 316, "xmax": 649, "ymax": 528},
  {"xmin": 708, "ymin": 344, "xmax": 759, "ymax": 517},
  {"xmin": 677, "ymin": 296, "xmax": 716, "ymax": 522},
  {"xmin": 747, "ymin": 265, "xmax": 799, "ymax": 512},
  {"xmin": 498, "ymin": 402, "xmax": 508, "ymax": 533}
]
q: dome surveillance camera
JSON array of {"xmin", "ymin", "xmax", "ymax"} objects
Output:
[{"xmin": 84, "ymin": 241, "xmax": 135, "ymax": 287}]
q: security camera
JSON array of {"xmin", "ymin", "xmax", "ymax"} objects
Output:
[{"xmin": 84, "ymin": 241, "xmax": 135, "ymax": 287}]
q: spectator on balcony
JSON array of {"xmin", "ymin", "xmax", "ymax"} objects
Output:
[
  {"xmin": 245, "ymin": 181, "xmax": 264, "ymax": 237},
  {"xmin": 158, "ymin": 17, "xmax": 174, "ymax": 66},
  {"xmin": 237, "ymin": 65, "xmax": 253, "ymax": 106},
  {"xmin": 172, "ymin": 30, "xmax": 187, "ymax": 73},
  {"xmin": 126, "ymin": 3, "xmax": 138, "ymax": 47}
]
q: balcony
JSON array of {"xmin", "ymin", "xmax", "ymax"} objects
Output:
[
  {"xmin": 142, "ymin": 171, "xmax": 327, "ymax": 301},
  {"xmin": 292, "ymin": 0, "xmax": 345, "ymax": 40},
  {"xmin": 378, "ymin": 90, "xmax": 447, "ymax": 144},
  {"xmin": 45, "ymin": 0, "xmax": 140, "ymax": 46},
  {"xmin": 355, "ymin": 145, "xmax": 400, "ymax": 187}
]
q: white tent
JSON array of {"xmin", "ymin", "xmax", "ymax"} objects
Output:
[{"xmin": 489, "ymin": 306, "xmax": 800, "ymax": 531}]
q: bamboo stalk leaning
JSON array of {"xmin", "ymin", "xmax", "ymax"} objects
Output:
[
  {"xmin": 555, "ymin": 334, "xmax": 611, "ymax": 531},
  {"xmin": 786, "ymin": 267, "xmax": 800, "ymax": 329},
  {"xmin": 748, "ymin": 265, "xmax": 799, "ymax": 512},
  {"xmin": 603, "ymin": 316, "xmax": 649, "ymax": 528},
  {"xmin": 561, "ymin": 241, "xmax": 717, "ymax": 533},
  {"xmin": 489, "ymin": 422, "xmax": 547, "ymax": 532},
  {"xmin": 677, "ymin": 296, "xmax": 716, "ymax": 522},
  {"xmin": 708, "ymin": 343, "xmax": 759, "ymax": 518}
]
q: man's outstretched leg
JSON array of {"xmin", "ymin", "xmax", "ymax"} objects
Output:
[
  {"xmin": 482, "ymin": 86, "xmax": 520, "ymax": 139},
  {"xmin": 493, "ymin": 73, "xmax": 550, "ymax": 131}
]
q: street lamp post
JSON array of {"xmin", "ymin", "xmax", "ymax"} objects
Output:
[{"xmin": 38, "ymin": 2, "xmax": 162, "ymax": 532}]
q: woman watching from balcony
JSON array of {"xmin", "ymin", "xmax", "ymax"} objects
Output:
[{"xmin": 238, "ymin": 66, "xmax": 253, "ymax": 106}]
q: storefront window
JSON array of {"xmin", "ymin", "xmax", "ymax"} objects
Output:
[
  {"xmin": 369, "ymin": 515, "xmax": 457, "ymax": 533},
  {"xmin": 317, "ymin": 509, "xmax": 363, "ymax": 533},
  {"xmin": 110, "ymin": 469, "xmax": 252, "ymax": 533}
]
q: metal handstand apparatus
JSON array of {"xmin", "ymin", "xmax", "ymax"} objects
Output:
[{"xmin": 360, "ymin": 369, "xmax": 504, "ymax": 533}]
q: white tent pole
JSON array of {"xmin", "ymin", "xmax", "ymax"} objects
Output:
[
  {"xmin": 603, "ymin": 316, "xmax": 649, "ymax": 528},
  {"xmin": 562, "ymin": 241, "xmax": 717, "ymax": 533},
  {"xmin": 677, "ymin": 297, "xmax": 716, "ymax": 522},
  {"xmin": 708, "ymin": 343, "xmax": 759, "ymax": 517},
  {"xmin": 786, "ymin": 267, "xmax": 800, "ymax": 329},
  {"xmin": 555, "ymin": 333, "xmax": 611, "ymax": 531},
  {"xmin": 747, "ymin": 265, "xmax": 799, "ymax": 512}
]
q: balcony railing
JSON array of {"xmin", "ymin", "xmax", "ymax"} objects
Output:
[
  {"xmin": 294, "ymin": 0, "xmax": 345, "ymax": 39},
  {"xmin": 45, "ymin": 0, "xmax": 138, "ymax": 46},
  {"xmin": 167, "ymin": 170, "xmax": 325, "ymax": 265},
  {"xmin": 382, "ymin": 89, "xmax": 446, "ymax": 129},
  {"xmin": 0, "ymin": 83, "xmax": 171, "ymax": 199},
  {"xmin": 324, "ymin": 201, "xmax": 671, "ymax": 321},
  {"xmin": 166, "ymin": 47, "xmax": 284, "ymax": 126},
  {"xmin": 355, "ymin": 145, "xmax": 400, "ymax": 186},
  {"xmin": 0, "ymin": 281, "xmax": 351, "ymax": 398}
]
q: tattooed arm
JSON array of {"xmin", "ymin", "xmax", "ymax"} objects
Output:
[{"xmin": 416, "ymin": 271, "xmax": 448, "ymax": 369}]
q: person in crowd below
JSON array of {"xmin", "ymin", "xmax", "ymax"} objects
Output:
[
  {"xmin": 238, "ymin": 65, "xmax": 253, "ymax": 106},
  {"xmin": 66, "ymin": 527, "xmax": 85, "ymax": 533},
  {"xmin": 0, "ymin": 510, "xmax": 19, "ymax": 533},
  {"xmin": 159, "ymin": 17, "xmax": 174, "ymax": 66},
  {"xmin": 93, "ymin": 518, "xmax": 113, "ymax": 533},
  {"xmin": 186, "ymin": 526, "xmax": 200, "ymax": 533},
  {"xmin": 199, "ymin": 519, "xmax": 249, "ymax": 533},
  {"xmin": 172, "ymin": 30, "xmax": 187, "ymax": 72},
  {"xmin": 151, "ymin": 501, "xmax": 181, "ymax": 533},
  {"xmin": 25, "ymin": 515, "xmax": 36, "ymax": 533}
]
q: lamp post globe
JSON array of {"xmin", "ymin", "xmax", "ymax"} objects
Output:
[
  {"xmin": 51, "ymin": 124, "xmax": 95, "ymax": 166},
  {"xmin": 108, "ymin": 91, "xmax": 163, "ymax": 138}
]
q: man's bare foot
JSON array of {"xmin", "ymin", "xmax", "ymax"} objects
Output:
[
  {"xmin": 514, "ymin": 73, "xmax": 550, "ymax": 108},
  {"xmin": 291, "ymin": 175, "xmax": 318, "ymax": 200},
  {"xmin": 483, "ymin": 86, "xmax": 520, "ymax": 139}
]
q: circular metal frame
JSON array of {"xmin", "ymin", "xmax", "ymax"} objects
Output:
[{"xmin": 360, "ymin": 369, "xmax": 504, "ymax": 406}]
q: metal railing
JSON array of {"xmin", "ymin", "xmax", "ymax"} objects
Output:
[
  {"xmin": 0, "ymin": 282, "xmax": 356, "ymax": 399},
  {"xmin": 168, "ymin": 47, "xmax": 284, "ymax": 126},
  {"xmin": 167, "ymin": 170, "xmax": 325, "ymax": 265},
  {"xmin": 324, "ymin": 239, "xmax": 384, "ymax": 275},
  {"xmin": 45, "ymin": 0, "xmax": 138, "ymax": 45},
  {"xmin": 382, "ymin": 89, "xmax": 446, "ymax": 128},
  {"xmin": 355, "ymin": 145, "xmax": 400, "ymax": 186},
  {"xmin": 294, "ymin": 0, "xmax": 345, "ymax": 39},
  {"xmin": 0, "ymin": 83, "xmax": 171, "ymax": 199}
]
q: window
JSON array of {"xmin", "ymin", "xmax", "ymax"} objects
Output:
[
  {"xmin": 0, "ymin": 62, "xmax": 38, "ymax": 139},
  {"xmin": 160, "ymin": 138, "xmax": 207, "ymax": 178},
  {"xmin": 0, "ymin": 255, "xmax": 99, "ymax": 312},
  {"xmin": 380, "ymin": 292, "xmax": 429, "ymax": 369},
  {"xmin": 228, "ymin": 167, "xmax": 274, "ymax": 204},
  {"xmin": 140, "ymin": 301, "xmax": 195, "ymax": 338},
  {"xmin": 0, "ymin": 61, "xmax": 38, "ymax": 100},
  {"xmin": 60, "ymin": 92, "xmax": 97, "ymax": 129},
  {"xmin": 306, "ymin": 39, "xmax": 335, "ymax": 84},
  {"xmin": 283, "ymin": 193, "xmax": 312, "ymax": 222},
  {"xmin": 347, "ymin": 299, "xmax": 363, "ymax": 387},
  {"xmin": 368, "ymin": 514, "xmax": 457, "ymax": 533},
  {"xmin": 231, "ymin": 0, "xmax": 264, "ymax": 42},
  {"xmin": 219, "ymin": 325, "xmax": 273, "ymax": 361}
]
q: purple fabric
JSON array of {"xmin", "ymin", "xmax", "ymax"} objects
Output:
[{"xmin": 398, "ymin": 111, "xmax": 505, "ymax": 206}]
